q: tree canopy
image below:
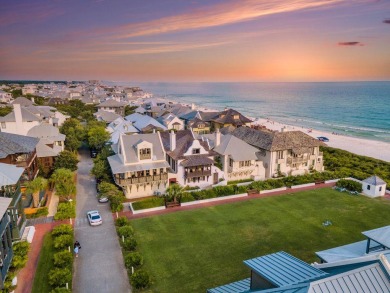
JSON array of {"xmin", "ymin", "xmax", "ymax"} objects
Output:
[{"xmin": 54, "ymin": 151, "xmax": 79, "ymax": 171}]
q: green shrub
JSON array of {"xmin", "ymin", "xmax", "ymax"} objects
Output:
[
  {"xmin": 11, "ymin": 241, "xmax": 30, "ymax": 270},
  {"xmin": 50, "ymin": 289, "xmax": 72, "ymax": 293},
  {"xmin": 124, "ymin": 252, "xmax": 143, "ymax": 269},
  {"xmin": 52, "ymin": 224, "xmax": 73, "ymax": 238},
  {"xmin": 115, "ymin": 216, "xmax": 130, "ymax": 227},
  {"xmin": 130, "ymin": 270, "xmax": 151, "ymax": 289},
  {"xmin": 110, "ymin": 193, "xmax": 125, "ymax": 212},
  {"xmin": 53, "ymin": 250, "xmax": 73, "ymax": 268},
  {"xmin": 122, "ymin": 237, "xmax": 137, "ymax": 251},
  {"xmin": 227, "ymin": 178, "xmax": 254, "ymax": 185},
  {"xmin": 336, "ymin": 179, "xmax": 363, "ymax": 192},
  {"xmin": 54, "ymin": 202, "xmax": 76, "ymax": 220},
  {"xmin": 117, "ymin": 226, "xmax": 134, "ymax": 238},
  {"xmin": 48, "ymin": 267, "xmax": 72, "ymax": 287},
  {"xmin": 26, "ymin": 207, "xmax": 49, "ymax": 219},
  {"xmin": 131, "ymin": 197, "xmax": 164, "ymax": 210},
  {"xmin": 53, "ymin": 234, "xmax": 73, "ymax": 250}
]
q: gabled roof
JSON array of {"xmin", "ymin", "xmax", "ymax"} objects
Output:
[
  {"xmin": 181, "ymin": 155, "xmax": 214, "ymax": 167},
  {"xmin": 244, "ymin": 251, "xmax": 327, "ymax": 287},
  {"xmin": 232, "ymin": 127, "xmax": 323, "ymax": 152},
  {"xmin": 211, "ymin": 108, "xmax": 252, "ymax": 125},
  {"xmin": 36, "ymin": 141, "xmax": 60, "ymax": 158},
  {"xmin": 362, "ymin": 226, "xmax": 390, "ymax": 249},
  {"xmin": 97, "ymin": 99, "xmax": 127, "ymax": 107},
  {"xmin": 0, "ymin": 132, "xmax": 39, "ymax": 158},
  {"xmin": 308, "ymin": 262, "xmax": 390, "ymax": 293},
  {"xmin": 94, "ymin": 110, "xmax": 121, "ymax": 123},
  {"xmin": 214, "ymin": 134, "xmax": 259, "ymax": 161},
  {"xmin": 11, "ymin": 97, "xmax": 34, "ymax": 106},
  {"xmin": 188, "ymin": 117, "xmax": 210, "ymax": 129},
  {"xmin": 0, "ymin": 107, "xmax": 41, "ymax": 122},
  {"xmin": 27, "ymin": 124, "xmax": 65, "ymax": 141},
  {"xmin": 125, "ymin": 113, "xmax": 167, "ymax": 132},
  {"xmin": 0, "ymin": 163, "xmax": 24, "ymax": 187},
  {"xmin": 363, "ymin": 176, "xmax": 386, "ymax": 186},
  {"xmin": 0, "ymin": 197, "xmax": 12, "ymax": 218},
  {"xmin": 207, "ymin": 278, "xmax": 250, "ymax": 293}
]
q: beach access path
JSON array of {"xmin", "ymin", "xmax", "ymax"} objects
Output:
[{"xmin": 72, "ymin": 149, "xmax": 131, "ymax": 293}]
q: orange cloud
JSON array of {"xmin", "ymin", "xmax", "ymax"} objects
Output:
[{"xmin": 115, "ymin": 0, "xmax": 345, "ymax": 38}]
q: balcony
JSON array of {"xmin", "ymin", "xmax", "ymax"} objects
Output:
[
  {"xmin": 117, "ymin": 173, "xmax": 168, "ymax": 185},
  {"xmin": 287, "ymin": 156, "xmax": 309, "ymax": 165},
  {"xmin": 139, "ymin": 154, "xmax": 151, "ymax": 160},
  {"xmin": 184, "ymin": 170, "xmax": 212, "ymax": 179}
]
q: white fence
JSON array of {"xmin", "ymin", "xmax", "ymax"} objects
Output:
[{"xmin": 290, "ymin": 183, "xmax": 316, "ymax": 189}]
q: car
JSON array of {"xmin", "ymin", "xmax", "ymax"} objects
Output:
[
  {"xmin": 317, "ymin": 136, "xmax": 329, "ymax": 142},
  {"xmin": 87, "ymin": 210, "xmax": 102, "ymax": 226},
  {"xmin": 97, "ymin": 195, "xmax": 109, "ymax": 203}
]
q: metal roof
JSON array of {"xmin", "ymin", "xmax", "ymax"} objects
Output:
[
  {"xmin": 213, "ymin": 134, "xmax": 259, "ymax": 161},
  {"xmin": 259, "ymin": 284, "xmax": 309, "ymax": 293},
  {"xmin": 0, "ymin": 163, "xmax": 24, "ymax": 187},
  {"xmin": 107, "ymin": 154, "xmax": 169, "ymax": 174},
  {"xmin": 316, "ymin": 240, "xmax": 379, "ymax": 263},
  {"xmin": 0, "ymin": 132, "xmax": 39, "ymax": 158},
  {"xmin": 308, "ymin": 263, "xmax": 390, "ymax": 293},
  {"xmin": 244, "ymin": 251, "xmax": 327, "ymax": 287},
  {"xmin": 362, "ymin": 176, "xmax": 386, "ymax": 186},
  {"xmin": 207, "ymin": 278, "xmax": 250, "ymax": 293},
  {"xmin": 362, "ymin": 226, "xmax": 390, "ymax": 249},
  {"xmin": 125, "ymin": 113, "xmax": 167, "ymax": 131},
  {"xmin": 0, "ymin": 197, "xmax": 12, "ymax": 218}
]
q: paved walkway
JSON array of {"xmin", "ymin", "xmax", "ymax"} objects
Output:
[
  {"xmin": 73, "ymin": 149, "xmax": 131, "ymax": 293},
  {"xmin": 119, "ymin": 183, "xmax": 336, "ymax": 220},
  {"xmin": 47, "ymin": 191, "xmax": 59, "ymax": 217},
  {"xmin": 15, "ymin": 221, "xmax": 69, "ymax": 293}
]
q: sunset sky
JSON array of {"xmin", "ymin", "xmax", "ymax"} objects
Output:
[{"xmin": 1, "ymin": 0, "xmax": 390, "ymax": 82}]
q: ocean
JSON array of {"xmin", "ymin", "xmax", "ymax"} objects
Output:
[{"xmin": 119, "ymin": 81, "xmax": 390, "ymax": 143}]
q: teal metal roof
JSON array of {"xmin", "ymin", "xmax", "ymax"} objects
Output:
[
  {"xmin": 207, "ymin": 278, "xmax": 250, "ymax": 293},
  {"xmin": 244, "ymin": 251, "xmax": 327, "ymax": 287},
  {"xmin": 258, "ymin": 284, "xmax": 309, "ymax": 293},
  {"xmin": 362, "ymin": 225, "xmax": 390, "ymax": 249}
]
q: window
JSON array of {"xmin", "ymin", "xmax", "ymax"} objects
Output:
[
  {"xmin": 229, "ymin": 158, "xmax": 233, "ymax": 167},
  {"xmin": 139, "ymin": 148, "xmax": 151, "ymax": 160},
  {"xmin": 233, "ymin": 114, "xmax": 239, "ymax": 119},
  {"xmin": 192, "ymin": 148, "xmax": 200, "ymax": 154},
  {"xmin": 146, "ymin": 170, "xmax": 150, "ymax": 176},
  {"xmin": 239, "ymin": 161, "xmax": 251, "ymax": 167},
  {"xmin": 292, "ymin": 163, "xmax": 297, "ymax": 167},
  {"xmin": 317, "ymin": 158, "xmax": 321, "ymax": 162},
  {"xmin": 379, "ymin": 187, "xmax": 382, "ymax": 191},
  {"xmin": 312, "ymin": 148, "xmax": 316, "ymax": 155},
  {"xmin": 1, "ymin": 122, "xmax": 6, "ymax": 129},
  {"xmin": 277, "ymin": 151, "xmax": 284, "ymax": 159},
  {"xmin": 367, "ymin": 185, "xmax": 371, "ymax": 190}
]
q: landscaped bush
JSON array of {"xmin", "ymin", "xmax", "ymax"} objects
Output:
[
  {"xmin": 52, "ymin": 224, "xmax": 73, "ymax": 237},
  {"xmin": 11, "ymin": 241, "xmax": 30, "ymax": 270},
  {"xmin": 117, "ymin": 225, "xmax": 134, "ymax": 238},
  {"xmin": 130, "ymin": 270, "xmax": 151, "ymax": 290},
  {"xmin": 54, "ymin": 202, "xmax": 76, "ymax": 220},
  {"xmin": 122, "ymin": 237, "xmax": 137, "ymax": 251},
  {"xmin": 53, "ymin": 250, "xmax": 73, "ymax": 268},
  {"xmin": 53, "ymin": 234, "xmax": 73, "ymax": 250},
  {"xmin": 116, "ymin": 216, "xmax": 130, "ymax": 227},
  {"xmin": 131, "ymin": 197, "xmax": 164, "ymax": 210},
  {"xmin": 124, "ymin": 252, "xmax": 143, "ymax": 269},
  {"xmin": 336, "ymin": 179, "xmax": 363, "ymax": 192},
  {"xmin": 227, "ymin": 178, "xmax": 254, "ymax": 185},
  {"xmin": 26, "ymin": 207, "xmax": 49, "ymax": 219},
  {"xmin": 48, "ymin": 268, "xmax": 72, "ymax": 287},
  {"xmin": 50, "ymin": 288, "xmax": 72, "ymax": 293},
  {"xmin": 109, "ymin": 193, "xmax": 125, "ymax": 212}
]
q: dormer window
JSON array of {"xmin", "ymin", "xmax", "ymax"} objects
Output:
[
  {"xmin": 192, "ymin": 148, "xmax": 200, "ymax": 154},
  {"xmin": 139, "ymin": 148, "xmax": 151, "ymax": 160},
  {"xmin": 233, "ymin": 114, "xmax": 239, "ymax": 119},
  {"xmin": 219, "ymin": 114, "xmax": 225, "ymax": 118}
]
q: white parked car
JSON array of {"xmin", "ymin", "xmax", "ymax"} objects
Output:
[{"xmin": 87, "ymin": 210, "xmax": 102, "ymax": 226}]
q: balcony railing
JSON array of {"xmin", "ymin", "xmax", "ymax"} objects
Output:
[
  {"xmin": 184, "ymin": 170, "xmax": 212, "ymax": 178},
  {"xmin": 139, "ymin": 154, "xmax": 151, "ymax": 160},
  {"xmin": 117, "ymin": 173, "xmax": 168, "ymax": 185},
  {"xmin": 287, "ymin": 157, "xmax": 309, "ymax": 165},
  {"xmin": 0, "ymin": 248, "xmax": 13, "ymax": 282}
]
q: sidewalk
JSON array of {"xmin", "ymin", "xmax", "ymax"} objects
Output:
[
  {"xmin": 15, "ymin": 220, "xmax": 71, "ymax": 293},
  {"xmin": 47, "ymin": 191, "xmax": 59, "ymax": 217},
  {"xmin": 117, "ymin": 183, "xmax": 336, "ymax": 220}
]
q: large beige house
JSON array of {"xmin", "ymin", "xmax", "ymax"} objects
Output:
[
  {"xmin": 231, "ymin": 127, "xmax": 324, "ymax": 178},
  {"xmin": 108, "ymin": 133, "xmax": 170, "ymax": 198}
]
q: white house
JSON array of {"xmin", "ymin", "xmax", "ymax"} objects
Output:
[
  {"xmin": 157, "ymin": 113, "xmax": 184, "ymax": 131},
  {"xmin": 107, "ymin": 133, "xmax": 170, "ymax": 198},
  {"xmin": 0, "ymin": 90, "xmax": 12, "ymax": 103},
  {"xmin": 106, "ymin": 117, "xmax": 139, "ymax": 145},
  {"xmin": 0, "ymin": 104, "xmax": 41, "ymax": 135},
  {"xmin": 362, "ymin": 176, "xmax": 387, "ymax": 197}
]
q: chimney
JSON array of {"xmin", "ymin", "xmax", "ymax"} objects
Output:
[
  {"xmin": 170, "ymin": 130, "xmax": 176, "ymax": 151},
  {"xmin": 215, "ymin": 128, "xmax": 221, "ymax": 146},
  {"xmin": 191, "ymin": 103, "xmax": 195, "ymax": 110},
  {"xmin": 31, "ymin": 97, "xmax": 35, "ymax": 104},
  {"xmin": 13, "ymin": 104, "xmax": 23, "ymax": 130}
]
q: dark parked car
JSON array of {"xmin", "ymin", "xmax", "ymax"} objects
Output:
[
  {"xmin": 90, "ymin": 148, "xmax": 98, "ymax": 158},
  {"xmin": 317, "ymin": 136, "xmax": 329, "ymax": 142}
]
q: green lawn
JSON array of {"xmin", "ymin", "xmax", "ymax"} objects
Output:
[
  {"xmin": 131, "ymin": 188, "xmax": 390, "ymax": 292},
  {"xmin": 32, "ymin": 233, "xmax": 55, "ymax": 293}
]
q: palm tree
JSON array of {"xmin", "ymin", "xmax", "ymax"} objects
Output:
[
  {"xmin": 50, "ymin": 168, "xmax": 76, "ymax": 201},
  {"xmin": 26, "ymin": 177, "xmax": 48, "ymax": 208},
  {"xmin": 165, "ymin": 184, "xmax": 184, "ymax": 204}
]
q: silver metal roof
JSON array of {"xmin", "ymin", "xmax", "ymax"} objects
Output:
[
  {"xmin": 0, "ymin": 197, "xmax": 12, "ymax": 217},
  {"xmin": 315, "ymin": 240, "xmax": 381, "ymax": 263},
  {"xmin": 207, "ymin": 278, "xmax": 250, "ymax": 293},
  {"xmin": 244, "ymin": 251, "xmax": 327, "ymax": 287},
  {"xmin": 362, "ymin": 176, "xmax": 386, "ymax": 186},
  {"xmin": 213, "ymin": 134, "xmax": 259, "ymax": 161},
  {"xmin": 0, "ymin": 163, "xmax": 24, "ymax": 187},
  {"xmin": 107, "ymin": 154, "xmax": 169, "ymax": 174},
  {"xmin": 309, "ymin": 263, "xmax": 390, "ymax": 293},
  {"xmin": 363, "ymin": 225, "xmax": 390, "ymax": 248}
]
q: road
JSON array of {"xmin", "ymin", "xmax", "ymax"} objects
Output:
[{"xmin": 73, "ymin": 149, "xmax": 131, "ymax": 293}]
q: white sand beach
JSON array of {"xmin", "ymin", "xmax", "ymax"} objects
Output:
[{"xmin": 255, "ymin": 118, "xmax": 390, "ymax": 162}]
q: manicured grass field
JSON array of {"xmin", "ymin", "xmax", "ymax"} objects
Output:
[
  {"xmin": 131, "ymin": 188, "xmax": 390, "ymax": 292},
  {"xmin": 32, "ymin": 233, "xmax": 54, "ymax": 293}
]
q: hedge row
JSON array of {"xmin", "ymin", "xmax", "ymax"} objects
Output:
[
  {"xmin": 115, "ymin": 217, "xmax": 151, "ymax": 291},
  {"xmin": 49, "ymin": 224, "xmax": 74, "ymax": 292},
  {"xmin": 1, "ymin": 241, "xmax": 30, "ymax": 293},
  {"xmin": 336, "ymin": 179, "xmax": 363, "ymax": 192},
  {"xmin": 54, "ymin": 202, "xmax": 76, "ymax": 220}
]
